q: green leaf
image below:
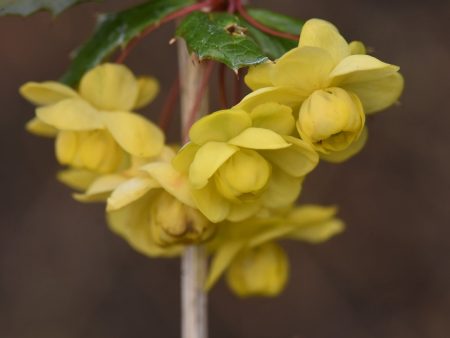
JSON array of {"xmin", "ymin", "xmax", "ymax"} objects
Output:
[
  {"xmin": 0, "ymin": 0, "xmax": 96, "ymax": 16},
  {"xmin": 241, "ymin": 23, "xmax": 295, "ymax": 60},
  {"xmin": 240, "ymin": 8, "xmax": 303, "ymax": 60},
  {"xmin": 246, "ymin": 7, "xmax": 303, "ymax": 35},
  {"xmin": 60, "ymin": 0, "xmax": 194, "ymax": 86},
  {"xmin": 176, "ymin": 11, "xmax": 269, "ymax": 71}
]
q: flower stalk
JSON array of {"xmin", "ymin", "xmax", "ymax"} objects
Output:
[{"xmin": 178, "ymin": 40, "xmax": 209, "ymax": 338}]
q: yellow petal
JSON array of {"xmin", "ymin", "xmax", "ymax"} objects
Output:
[
  {"xmin": 226, "ymin": 243, "xmax": 289, "ymax": 297},
  {"xmin": 74, "ymin": 174, "xmax": 127, "ymax": 202},
  {"xmin": 19, "ymin": 81, "xmax": 78, "ymax": 106},
  {"xmin": 206, "ymin": 241, "xmax": 244, "ymax": 290},
  {"xmin": 321, "ymin": 127, "xmax": 368, "ymax": 163},
  {"xmin": 342, "ymin": 72, "xmax": 404, "ymax": 114},
  {"xmin": 78, "ymin": 130, "xmax": 123, "ymax": 173},
  {"xmin": 192, "ymin": 182, "xmax": 230, "ymax": 223},
  {"xmin": 250, "ymin": 205, "xmax": 341, "ymax": 246},
  {"xmin": 189, "ymin": 109, "xmax": 252, "ymax": 144},
  {"xmin": 189, "ymin": 141, "xmax": 238, "ymax": 189},
  {"xmin": 287, "ymin": 204, "xmax": 338, "ymax": 225},
  {"xmin": 330, "ymin": 54, "xmax": 399, "ymax": 85},
  {"xmin": 79, "ymin": 63, "xmax": 139, "ymax": 111},
  {"xmin": 96, "ymin": 138, "xmax": 126, "ymax": 174},
  {"xmin": 249, "ymin": 102, "xmax": 295, "ymax": 135},
  {"xmin": 289, "ymin": 219, "xmax": 345, "ymax": 243},
  {"xmin": 55, "ymin": 131, "xmax": 80, "ymax": 165},
  {"xmin": 77, "ymin": 131, "xmax": 105, "ymax": 170},
  {"xmin": 298, "ymin": 18, "xmax": 349, "ymax": 64},
  {"xmin": 102, "ymin": 112, "xmax": 164, "ymax": 158},
  {"xmin": 227, "ymin": 201, "xmax": 261, "ymax": 222},
  {"xmin": 261, "ymin": 168, "xmax": 303, "ymax": 209},
  {"xmin": 56, "ymin": 169, "xmax": 98, "ymax": 191},
  {"xmin": 141, "ymin": 162, "xmax": 195, "ymax": 208},
  {"xmin": 235, "ymin": 87, "xmax": 304, "ymax": 113},
  {"xmin": 244, "ymin": 62, "xmax": 275, "ymax": 90},
  {"xmin": 156, "ymin": 145, "xmax": 177, "ymax": 163},
  {"xmin": 228, "ymin": 127, "xmax": 291, "ymax": 150},
  {"xmin": 272, "ymin": 47, "xmax": 335, "ymax": 93},
  {"xmin": 36, "ymin": 98, "xmax": 103, "ymax": 131},
  {"xmin": 26, "ymin": 117, "xmax": 58, "ymax": 137},
  {"xmin": 262, "ymin": 136, "xmax": 318, "ymax": 177},
  {"xmin": 349, "ymin": 41, "xmax": 366, "ymax": 55},
  {"xmin": 107, "ymin": 176, "xmax": 158, "ymax": 211},
  {"xmin": 172, "ymin": 142, "xmax": 200, "ymax": 173},
  {"xmin": 248, "ymin": 226, "xmax": 294, "ymax": 249},
  {"xmin": 134, "ymin": 76, "xmax": 159, "ymax": 110}
]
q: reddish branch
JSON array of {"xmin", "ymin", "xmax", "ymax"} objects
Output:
[
  {"xmin": 233, "ymin": 69, "xmax": 243, "ymax": 105},
  {"xmin": 116, "ymin": 0, "xmax": 213, "ymax": 63},
  {"xmin": 235, "ymin": 0, "xmax": 299, "ymax": 41},
  {"xmin": 218, "ymin": 63, "xmax": 229, "ymax": 108},
  {"xmin": 158, "ymin": 77, "xmax": 180, "ymax": 131}
]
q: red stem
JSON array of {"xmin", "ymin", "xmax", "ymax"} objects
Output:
[
  {"xmin": 182, "ymin": 61, "xmax": 215, "ymax": 142},
  {"xmin": 235, "ymin": 0, "xmax": 299, "ymax": 41},
  {"xmin": 158, "ymin": 76, "xmax": 180, "ymax": 131},
  {"xmin": 218, "ymin": 63, "xmax": 228, "ymax": 108},
  {"xmin": 227, "ymin": 0, "xmax": 236, "ymax": 13},
  {"xmin": 116, "ymin": 0, "xmax": 212, "ymax": 63}
]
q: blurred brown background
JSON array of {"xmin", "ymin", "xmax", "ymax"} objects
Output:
[{"xmin": 1, "ymin": 0, "xmax": 449, "ymax": 337}]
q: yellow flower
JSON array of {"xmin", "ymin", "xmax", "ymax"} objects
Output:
[
  {"xmin": 173, "ymin": 107, "xmax": 319, "ymax": 223},
  {"xmin": 20, "ymin": 63, "xmax": 164, "ymax": 181},
  {"xmin": 239, "ymin": 18, "xmax": 403, "ymax": 161},
  {"xmin": 206, "ymin": 205, "xmax": 345, "ymax": 297},
  {"xmin": 226, "ymin": 242, "xmax": 288, "ymax": 297},
  {"xmin": 90, "ymin": 147, "xmax": 214, "ymax": 257}
]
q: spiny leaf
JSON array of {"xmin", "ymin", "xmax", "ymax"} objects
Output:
[
  {"xmin": 0, "ymin": 0, "xmax": 97, "ymax": 16},
  {"xmin": 176, "ymin": 11, "xmax": 269, "ymax": 71},
  {"xmin": 60, "ymin": 0, "xmax": 194, "ymax": 86}
]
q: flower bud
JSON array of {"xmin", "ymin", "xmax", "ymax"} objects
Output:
[
  {"xmin": 297, "ymin": 87, "xmax": 365, "ymax": 153},
  {"xmin": 226, "ymin": 243, "xmax": 289, "ymax": 297},
  {"xmin": 214, "ymin": 149, "xmax": 271, "ymax": 201}
]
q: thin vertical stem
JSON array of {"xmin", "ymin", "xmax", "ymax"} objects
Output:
[{"xmin": 178, "ymin": 40, "xmax": 209, "ymax": 338}]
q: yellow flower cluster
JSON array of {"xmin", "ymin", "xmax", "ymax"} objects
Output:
[
  {"xmin": 173, "ymin": 107, "xmax": 318, "ymax": 223},
  {"xmin": 21, "ymin": 18, "xmax": 403, "ymax": 298},
  {"xmin": 21, "ymin": 63, "xmax": 164, "ymax": 188},
  {"xmin": 240, "ymin": 18, "xmax": 403, "ymax": 162}
]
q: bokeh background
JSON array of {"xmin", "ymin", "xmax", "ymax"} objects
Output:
[{"xmin": 1, "ymin": 0, "xmax": 449, "ymax": 337}]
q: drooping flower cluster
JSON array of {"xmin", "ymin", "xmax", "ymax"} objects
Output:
[
  {"xmin": 21, "ymin": 63, "xmax": 164, "ymax": 189},
  {"xmin": 240, "ymin": 18, "xmax": 403, "ymax": 162},
  {"xmin": 21, "ymin": 18, "xmax": 403, "ymax": 298},
  {"xmin": 173, "ymin": 107, "xmax": 318, "ymax": 223}
]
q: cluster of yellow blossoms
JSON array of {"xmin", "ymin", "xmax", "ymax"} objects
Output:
[{"xmin": 21, "ymin": 19, "xmax": 403, "ymax": 297}]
